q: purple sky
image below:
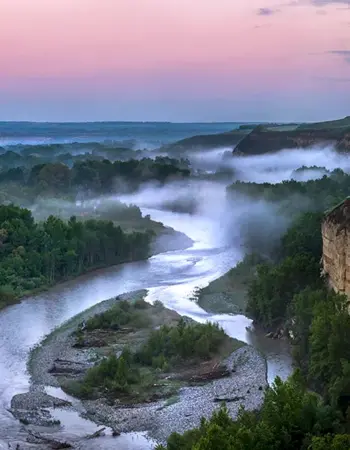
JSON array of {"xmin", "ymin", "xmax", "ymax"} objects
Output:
[{"xmin": 0, "ymin": 0, "xmax": 349, "ymax": 122}]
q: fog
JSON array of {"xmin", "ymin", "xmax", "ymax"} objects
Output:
[
  {"xmin": 115, "ymin": 144, "xmax": 350, "ymax": 256},
  {"xmin": 227, "ymin": 146, "xmax": 350, "ymax": 184},
  {"xmin": 27, "ymin": 144, "xmax": 350, "ymax": 260}
]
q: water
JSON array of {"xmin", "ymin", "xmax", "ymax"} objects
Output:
[
  {"xmin": 0, "ymin": 206, "xmax": 292, "ymax": 447},
  {"xmin": 0, "ymin": 121, "xmax": 248, "ymax": 148}
]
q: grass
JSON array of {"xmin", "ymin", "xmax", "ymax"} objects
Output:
[
  {"xmin": 194, "ymin": 254, "xmax": 263, "ymax": 314},
  {"xmin": 298, "ymin": 116, "xmax": 350, "ymax": 130}
]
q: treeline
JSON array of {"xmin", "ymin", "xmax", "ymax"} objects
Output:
[
  {"xmin": 0, "ymin": 156, "xmax": 190, "ymax": 196},
  {"xmin": 0, "ymin": 142, "xmax": 160, "ymax": 170},
  {"xmin": 158, "ymin": 375, "xmax": 350, "ymax": 450},
  {"xmin": 247, "ymin": 211, "xmax": 324, "ymax": 329},
  {"xmin": 0, "ymin": 204, "xmax": 153, "ymax": 308},
  {"xmin": 227, "ymin": 168, "xmax": 350, "ymax": 214},
  {"xmin": 246, "ymin": 210, "xmax": 350, "ymax": 413}
]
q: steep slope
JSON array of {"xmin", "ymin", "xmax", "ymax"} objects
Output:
[
  {"xmin": 162, "ymin": 130, "xmax": 249, "ymax": 154},
  {"xmin": 233, "ymin": 124, "xmax": 350, "ymax": 156},
  {"xmin": 322, "ymin": 197, "xmax": 350, "ymax": 296}
]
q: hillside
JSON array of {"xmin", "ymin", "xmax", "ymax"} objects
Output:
[
  {"xmin": 233, "ymin": 122, "xmax": 350, "ymax": 156},
  {"xmin": 298, "ymin": 116, "xmax": 350, "ymax": 130},
  {"xmin": 162, "ymin": 130, "xmax": 249, "ymax": 154}
]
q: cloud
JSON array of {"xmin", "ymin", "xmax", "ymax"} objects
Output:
[
  {"xmin": 311, "ymin": 0, "xmax": 350, "ymax": 5},
  {"xmin": 257, "ymin": 7, "xmax": 279, "ymax": 15},
  {"xmin": 313, "ymin": 76, "xmax": 350, "ymax": 82},
  {"xmin": 328, "ymin": 50, "xmax": 350, "ymax": 63},
  {"xmin": 279, "ymin": 0, "xmax": 350, "ymax": 7}
]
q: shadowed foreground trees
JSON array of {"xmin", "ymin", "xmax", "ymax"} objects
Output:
[{"xmin": 157, "ymin": 376, "xmax": 349, "ymax": 450}]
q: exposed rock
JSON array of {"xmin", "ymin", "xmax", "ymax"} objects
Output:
[
  {"xmin": 26, "ymin": 431, "xmax": 72, "ymax": 449},
  {"xmin": 9, "ymin": 408, "xmax": 60, "ymax": 427},
  {"xmin": 322, "ymin": 197, "xmax": 350, "ymax": 298},
  {"xmin": 10, "ymin": 392, "xmax": 71, "ymax": 427},
  {"xmin": 48, "ymin": 359, "xmax": 89, "ymax": 375},
  {"xmin": 11, "ymin": 392, "xmax": 71, "ymax": 410}
]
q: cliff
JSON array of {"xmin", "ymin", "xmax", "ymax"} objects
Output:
[
  {"xmin": 234, "ymin": 126, "xmax": 350, "ymax": 156},
  {"xmin": 322, "ymin": 197, "xmax": 350, "ymax": 295}
]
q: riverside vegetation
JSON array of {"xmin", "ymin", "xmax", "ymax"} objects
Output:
[
  {"xmin": 0, "ymin": 204, "xmax": 153, "ymax": 309},
  {"xmin": 172, "ymin": 169, "xmax": 350, "ymax": 449},
  {"xmin": 0, "ymin": 153, "xmax": 195, "ymax": 309},
  {"xmin": 61, "ymin": 298, "xmax": 242, "ymax": 404},
  {"xmin": 4, "ymin": 119, "xmax": 350, "ymax": 447},
  {"xmin": 0, "ymin": 156, "xmax": 190, "ymax": 205}
]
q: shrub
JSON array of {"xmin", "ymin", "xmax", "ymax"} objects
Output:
[{"xmin": 135, "ymin": 319, "xmax": 226, "ymax": 368}]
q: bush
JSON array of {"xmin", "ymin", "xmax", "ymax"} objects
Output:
[
  {"xmin": 85, "ymin": 298, "xmax": 150, "ymax": 331},
  {"xmin": 135, "ymin": 319, "xmax": 226, "ymax": 368},
  {"xmin": 80, "ymin": 349, "xmax": 141, "ymax": 397}
]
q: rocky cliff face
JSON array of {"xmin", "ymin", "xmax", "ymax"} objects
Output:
[{"xmin": 322, "ymin": 198, "xmax": 350, "ymax": 296}]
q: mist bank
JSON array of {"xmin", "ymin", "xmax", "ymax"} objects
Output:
[
  {"xmin": 152, "ymin": 116, "xmax": 349, "ymax": 160},
  {"xmin": 233, "ymin": 118, "xmax": 350, "ymax": 156}
]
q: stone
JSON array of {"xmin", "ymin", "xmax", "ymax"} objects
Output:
[{"xmin": 322, "ymin": 197, "xmax": 350, "ymax": 302}]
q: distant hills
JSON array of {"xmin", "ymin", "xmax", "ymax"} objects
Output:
[{"xmin": 162, "ymin": 116, "xmax": 350, "ymax": 156}]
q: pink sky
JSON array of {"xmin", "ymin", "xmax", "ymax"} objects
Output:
[{"xmin": 0, "ymin": 0, "xmax": 349, "ymax": 121}]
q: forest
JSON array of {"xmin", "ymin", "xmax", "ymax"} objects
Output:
[
  {"xmin": 0, "ymin": 204, "xmax": 153, "ymax": 308},
  {"xmin": 0, "ymin": 155, "xmax": 190, "ymax": 198},
  {"xmin": 227, "ymin": 168, "xmax": 350, "ymax": 215},
  {"xmin": 160, "ymin": 209, "xmax": 350, "ymax": 449},
  {"xmin": 159, "ymin": 169, "xmax": 350, "ymax": 448}
]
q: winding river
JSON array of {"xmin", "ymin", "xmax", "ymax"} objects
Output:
[{"xmin": 0, "ymin": 206, "xmax": 292, "ymax": 448}]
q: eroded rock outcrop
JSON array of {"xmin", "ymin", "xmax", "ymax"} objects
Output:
[{"xmin": 322, "ymin": 197, "xmax": 350, "ymax": 295}]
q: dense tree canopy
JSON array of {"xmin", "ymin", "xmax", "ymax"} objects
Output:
[
  {"xmin": 245, "ymin": 208, "xmax": 350, "ymax": 416},
  {"xmin": 246, "ymin": 212, "xmax": 323, "ymax": 329},
  {"xmin": 0, "ymin": 156, "xmax": 190, "ymax": 197},
  {"xmin": 0, "ymin": 204, "xmax": 153, "ymax": 307},
  {"xmin": 227, "ymin": 169, "xmax": 350, "ymax": 215}
]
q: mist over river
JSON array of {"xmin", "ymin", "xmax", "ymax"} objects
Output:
[{"xmin": 0, "ymin": 201, "xmax": 292, "ymax": 447}]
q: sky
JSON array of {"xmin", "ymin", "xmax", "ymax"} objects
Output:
[{"xmin": 0, "ymin": 0, "xmax": 349, "ymax": 122}]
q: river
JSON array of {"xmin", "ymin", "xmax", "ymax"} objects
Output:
[{"xmin": 0, "ymin": 206, "xmax": 292, "ymax": 448}]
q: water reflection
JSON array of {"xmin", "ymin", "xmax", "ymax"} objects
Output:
[{"xmin": 0, "ymin": 207, "xmax": 292, "ymax": 445}]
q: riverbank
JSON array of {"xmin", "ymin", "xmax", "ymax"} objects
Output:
[
  {"xmin": 23, "ymin": 290, "xmax": 267, "ymax": 446},
  {"xmin": 0, "ymin": 225, "xmax": 193, "ymax": 312},
  {"xmin": 194, "ymin": 254, "xmax": 261, "ymax": 314}
]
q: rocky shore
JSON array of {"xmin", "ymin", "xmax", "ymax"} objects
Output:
[
  {"xmin": 82, "ymin": 346, "xmax": 267, "ymax": 444},
  {"xmin": 11, "ymin": 289, "xmax": 267, "ymax": 448}
]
